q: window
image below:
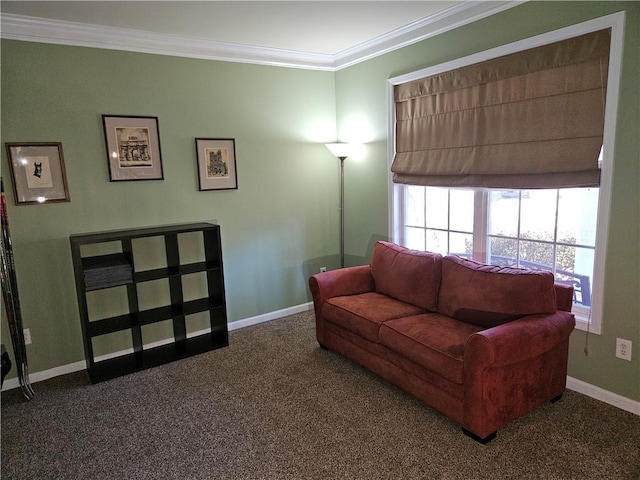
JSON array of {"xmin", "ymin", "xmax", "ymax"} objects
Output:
[
  {"xmin": 387, "ymin": 13, "xmax": 625, "ymax": 334},
  {"xmin": 402, "ymin": 186, "xmax": 597, "ymax": 321},
  {"xmin": 404, "ymin": 186, "xmax": 474, "ymax": 256}
]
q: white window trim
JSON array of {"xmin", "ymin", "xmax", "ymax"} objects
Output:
[{"xmin": 387, "ymin": 12, "xmax": 626, "ymax": 334}]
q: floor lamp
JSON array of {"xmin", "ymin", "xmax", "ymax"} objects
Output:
[{"xmin": 325, "ymin": 143, "xmax": 352, "ymax": 268}]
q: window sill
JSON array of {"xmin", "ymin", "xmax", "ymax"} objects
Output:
[{"xmin": 574, "ymin": 313, "xmax": 601, "ymax": 335}]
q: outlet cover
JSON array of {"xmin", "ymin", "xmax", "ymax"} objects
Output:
[
  {"xmin": 23, "ymin": 328, "xmax": 32, "ymax": 345},
  {"xmin": 616, "ymin": 338, "xmax": 632, "ymax": 361}
]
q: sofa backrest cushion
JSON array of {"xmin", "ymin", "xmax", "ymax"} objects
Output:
[
  {"xmin": 371, "ymin": 241, "xmax": 442, "ymax": 311},
  {"xmin": 438, "ymin": 255, "xmax": 557, "ymax": 328}
]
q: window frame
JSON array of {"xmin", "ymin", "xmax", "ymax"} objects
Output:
[{"xmin": 387, "ymin": 13, "xmax": 626, "ymax": 334}]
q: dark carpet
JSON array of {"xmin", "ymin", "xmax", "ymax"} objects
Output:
[{"xmin": 2, "ymin": 311, "xmax": 639, "ymax": 479}]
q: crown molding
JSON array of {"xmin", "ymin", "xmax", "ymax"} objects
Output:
[
  {"xmin": 334, "ymin": 1, "xmax": 523, "ymax": 69},
  {"xmin": 0, "ymin": 14, "xmax": 335, "ymax": 70},
  {"xmin": 1, "ymin": 2, "xmax": 522, "ymax": 71}
]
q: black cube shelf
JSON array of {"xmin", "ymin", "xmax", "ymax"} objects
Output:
[{"xmin": 70, "ymin": 223, "xmax": 228, "ymax": 383}]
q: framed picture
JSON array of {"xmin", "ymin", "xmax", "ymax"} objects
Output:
[
  {"xmin": 102, "ymin": 115, "xmax": 163, "ymax": 181},
  {"xmin": 5, "ymin": 142, "xmax": 71, "ymax": 205},
  {"xmin": 195, "ymin": 138, "xmax": 238, "ymax": 191}
]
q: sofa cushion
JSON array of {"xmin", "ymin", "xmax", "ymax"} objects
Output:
[
  {"xmin": 379, "ymin": 313, "xmax": 484, "ymax": 384},
  {"xmin": 323, "ymin": 292, "xmax": 426, "ymax": 343},
  {"xmin": 438, "ymin": 255, "xmax": 557, "ymax": 328},
  {"xmin": 371, "ymin": 241, "xmax": 442, "ymax": 311}
]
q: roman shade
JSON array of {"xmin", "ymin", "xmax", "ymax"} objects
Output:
[{"xmin": 392, "ymin": 29, "xmax": 611, "ymax": 189}]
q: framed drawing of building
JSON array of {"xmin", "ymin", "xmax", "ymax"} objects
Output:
[
  {"xmin": 195, "ymin": 138, "xmax": 238, "ymax": 191},
  {"xmin": 103, "ymin": 115, "xmax": 163, "ymax": 181}
]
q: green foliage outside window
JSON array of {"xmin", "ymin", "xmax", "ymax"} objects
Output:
[{"xmin": 465, "ymin": 232, "xmax": 577, "ymax": 272}]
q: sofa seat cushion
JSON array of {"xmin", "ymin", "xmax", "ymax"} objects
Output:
[
  {"xmin": 323, "ymin": 292, "xmax": 426, "ymax": 343},
  {"xmin": 379, "ymin": 313, "xmax": 484, "ymax": 384},
  {"xmin": 438, "ymin": 255, "xmax": 558, "ymax": 328},
  {"xmin": 371, "ymin": 241, "xmax": 442, "ymax": 311}
]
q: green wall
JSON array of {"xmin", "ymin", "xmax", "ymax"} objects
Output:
[
  {"xmin": 1, "ymin": 42, "xmax": 340, "ymax": 373},
  {"xmin": 2, "ymin": 1, "xmax": 638, "ymax": 403},
  {"xmin": 336, "ymin": 1, "xmax": 639, "ymax": 401}
]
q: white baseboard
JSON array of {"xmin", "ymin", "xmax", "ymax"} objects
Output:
[
  {"xmin": 4, "ymin": 303, "xmax": 638, "ymax": 419},
  {"xmin": 566, "ymin": 376, "xmax": 640, "ymax": 415},
  {"xmin": 1, "ymin": 302, "xmax": 313, "ymax": 392},
  {"xmin": 227, "ymin": 302, "xmax": 313, "ymax": 331},
  {"xmin": 1, "ymin": 360, "xmax": 87, "ymax": 392}
]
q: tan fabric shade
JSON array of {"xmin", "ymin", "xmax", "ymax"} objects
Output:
[{"xmin": 392, "ymin": 29, "xmax": 611, "ymax": 188}]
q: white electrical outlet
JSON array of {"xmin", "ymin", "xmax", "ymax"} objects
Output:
[
  {"xmin": 616, "ymin": 338, "xmax": 632, "ymax": 361},
  {"xmin": 320, "ymin": 267, "xmax": 327, "ymax": 273},
  {"xmin": 23, "ymin": 328, "xmax": 32, "ymax": 345}
]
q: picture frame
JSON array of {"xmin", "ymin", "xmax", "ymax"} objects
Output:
[
  {"xmin": 102, "ymin": 115, "xmax": 163, "ymax": 181},
  {"xmin": 195, "ymin": 138, "xmax": 238, "ymax": 191},
  {"xmin": 5, "ymin": 142, "xmax": 71, "ymax": 205}
]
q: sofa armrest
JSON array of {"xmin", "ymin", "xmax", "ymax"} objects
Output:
[
  {"xmin": 465, "ymin": 311, "xmax": 575, "ymax": 368},
  {"xmin": 463, "ymin": 311, "xmax": 575, "ymax": 439},
  {"xmin": 309, "ymin": 266, "xmax": 375, "ymax": 316}
]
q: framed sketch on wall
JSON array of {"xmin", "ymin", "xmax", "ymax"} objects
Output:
[
  {"xmin": 5, "ymin": 142, "xmax": 71, "ymax": 205},
  {"xmin": 195, "ymin": 138, "xmax": 238, "ymax": 191},
  {"xmin": 102, "ymin": 115, "xmax": 163, "ymax": 181}
]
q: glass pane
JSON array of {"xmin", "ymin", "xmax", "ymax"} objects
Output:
[
  {"xmin": 449, "ymin": 232, "xmax": 473, "ymax": 257},
  {"xmin": 488, "ymin": 190, "xmax": 519, "ymax": 237},
  {"xmin": 405, "ymin": 185, "xmax": 425, "ymax": 227},
  {"xmin": 425, "ymin": 229, "xmax": 448, "ymax": 256},
  {"xmin": 556, "ymin": 245, "xmax": 594, "ymax": 307},
  {"xmin": 405, "ymin": 227, "xmax": 425, "ymax": 251},
  {"xmin": 487, "ymin": 236, "xmax": 518, "ymax": 266},
  {"xmin": 425, "ymin": 187, "xmax": 448, "ymax": 229},
  {"xmin": 557, "ymin": 187, "xmax": 599, "ymax": 247},
  {"xmin": 556, "ymin": 243, "xmax": 576, "ymax": 273},
  {"xmin": 450, "ymin": 189, "xmax": 474, "ymax": 233},
  {"xmin": 519, "ymin": 240, "xmax": 554, "ymax": 271},
  {"xmin": 520, "ymin": 189, "xmax": 557, "ymax": 241}
]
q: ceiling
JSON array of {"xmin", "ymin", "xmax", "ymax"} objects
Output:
[{"xmin": 0, "ymin": 1, "xmax": 518, "ymax": 69}]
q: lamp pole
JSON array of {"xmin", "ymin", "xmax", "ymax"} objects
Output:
[
  {"xmin": 325, "ymin": 143, "xmax": 352, "ymax": 269},
  {"xmin": 338, "ymin": 156, "xmax": 346, "ymax": 268}
]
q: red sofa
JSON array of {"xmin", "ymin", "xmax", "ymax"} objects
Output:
[{"xmin": 309, "ymin": 241, "xmax": 575, "ymax": 443}]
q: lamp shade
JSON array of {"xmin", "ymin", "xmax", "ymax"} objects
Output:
[{"xmin": 325, "ymin": 143, "xmax": 352, "ymax": 159}]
